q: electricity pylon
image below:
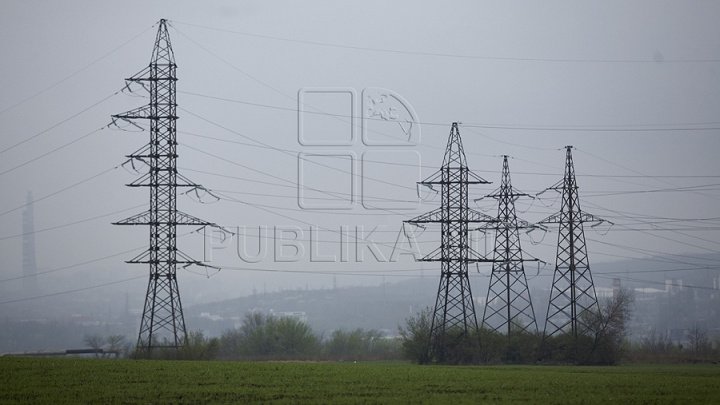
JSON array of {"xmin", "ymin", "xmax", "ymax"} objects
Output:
[
  {"xmin": 405, "ymin": 122, "xmax": 495, "ymax": 361},
  {"xmin": 476, "ymin": 156, "xmax": 540, "ymax": 337},
  {"xmin": 539, "ymin": 146, "xmax": 610, "ymax": 338},
  {"xmin": 112, "ymin": 19, "xmax": 221, "ymax": 354}
]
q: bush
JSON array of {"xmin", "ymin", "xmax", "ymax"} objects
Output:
[
  {"xmin": 177, "ymin": 331, "xmax": 219, "ymax": 360},
  {"xmin": 399, "ymin": 307, "xmax": 545, "ymax": 364},
  {"xmin": 398, "ymin": 307, "xmax": 432, "ymax": 364},
  {"xmin": 130, "ymin": 331, "xmax": 218, "ymax": 360},
  {"xmin": 218, "ymin": 312, "xmax": 320, "ymax": 360},
  {"xmin": 540, "ymin": 288, "xmax": 635, "ymax": 365}
]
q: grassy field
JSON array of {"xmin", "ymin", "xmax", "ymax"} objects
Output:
[{"xmin": 1, "ymin": 358, "xmax": 718, "ymax": 404}]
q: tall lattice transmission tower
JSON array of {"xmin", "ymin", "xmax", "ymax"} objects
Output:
[
  {"xmin": 539, "ymin": 146, "xmax": 610, "ymax": 338},
  {"xmin": 405, "ymin": 122, "xmax": 495, "ymax": 361},
  {"xmin": 113, "ymin": 19, "xmax": 221, "ymax": 354},
  {"xmin": 477, "ymin": 156, "xmax": 540, "ymax": 337}
]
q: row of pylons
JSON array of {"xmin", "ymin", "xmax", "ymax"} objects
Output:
[
  {"xmin": 114, "ymin": 20, "xmax": 609, "ymax": 357},
  {"xmin": 405, "ymin": 123, "xmax": 610, "ymax": 362}
]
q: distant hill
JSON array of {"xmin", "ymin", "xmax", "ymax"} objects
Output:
[{"xmin": 1, "ymin": 253, "xmax": 718, "ymax": 351}]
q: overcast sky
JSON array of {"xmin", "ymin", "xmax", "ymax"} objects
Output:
[{"xmin": 1, "ymin": 1, "xmax": 719, "ymax": 306}]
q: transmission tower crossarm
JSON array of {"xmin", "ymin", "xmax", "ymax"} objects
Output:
[
  {"xmin": 537, "ymin": 210, "xmax": 611, "ymax": 225},
  {"xmin": 579, "ymin": 212, "xmax": 613, "ymax": 225},
  {"xmin": 175, "ymin": 210, "xmax": 219, "ymax": 226},
  {"xmin": 113, "ymin": 210, "xmax": 152, "ymax": 226},
  {"xmin": 176, "ymin": 173, "xmax": 210, "ymax": 188},
  {"xmin": 113, "ymin": 210, "xmax": 219, "ymax": 227},
  {"xmin": 124, "ymin": 66, "xmax": 152, "ymax": 82},
  {"xmin": 479, "ymin": 185, "xmax": 533, "ymax": 200},
  {"xmin": 516, "ymin": 218, "xmax": 546, "ymax": 231},
  {"xmin": 536, "ymin": 178, "xmax": 565, "ymax": 195},
  {"xmin": 537, "ymin": 211, "xmax": 563, "ymax": 225},
  {"xmin": 467, "ymin": 208, "xmax": 497, "ymax": 223},
  {"xmin": 417, "ymin": 167, "xmax": 490, "ymax": 186},
  {"xmin": 405, "ymin": 207, "xmax": 443, "ymax": 224},
  {"xmin": 406, "ymin": 207, "xmax": 496, "ymax": 224},
  {"xmin": 125, "ymin": 248, "xmax": 220, "ymax": 268},
  {"xmin": 475, "ymin": 217, "xmax": 544, "ymax": 232},
  {"xmin": 176, "ymin": 250, "xmax": 214, "ymax": 266},
  {"xmin": 112, "ymin": 105, "xmax": 154, "ymax": 121},
  {"xmin": 417, "ymin": 246, "xmax": 496, "ymax": 263}
]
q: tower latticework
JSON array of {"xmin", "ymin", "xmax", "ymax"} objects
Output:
[
  {"xmin": 405, "ymin": 122, "xmax": 495, "ymax": 361},
  {"xmin": 113, "ymin": 19, "xmax": 221, "ymax": 353},
  {"xmin": 539, "ymin": 146, "xmax": 609, "ymax": 338},
  {"xmin": 478, "ymin": 156, "xmax": 539, "ymax": 336}
]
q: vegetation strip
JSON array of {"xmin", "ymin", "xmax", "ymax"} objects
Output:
[{"xmin": 1, "ymin": 358, "xmax": 719, "ymax": 404}]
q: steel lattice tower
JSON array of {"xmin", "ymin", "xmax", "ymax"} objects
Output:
[
  {"xmin": 405, "ymin": 122, "xmax": 495, "ymax": 361},
  {"xmin": 539, "ymin": 146, "xmax": 608, "ymax": 338},
  {"xmin": 113, "ymin": 19, "xmax": 220, "ymax": 353},
  {"xmin": 477, "ymin": 156, "xmax": 539, "ymax": 336}
]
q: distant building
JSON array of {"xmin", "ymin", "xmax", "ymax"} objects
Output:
[
  {"xmin": 665, "ymin": 279, "xmax": 684, "ymax": 295},
  {"xmin": 271, "ymin": 310, "xmax": 308, "ymax": 323}
]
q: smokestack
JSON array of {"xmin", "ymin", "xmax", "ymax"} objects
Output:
[{"xmin": 22, "ymin": 191, "xmax": 38, "ymax": 294}]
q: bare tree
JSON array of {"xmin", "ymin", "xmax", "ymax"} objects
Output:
[
  {"xmin": 582, "ymin": 287, "xmax": 635, "ymax": 364},
  {"xmin": 83, "ymin": 334, "xmax": 106, "ymax": 358},
  {"xmin": 687, "ymin": 324, "xmax": 710, "ymax": 356},
  {"xmin": 106, "ymin": 335, "xmax": 127, "ymax": 358},
  {"xmin": 595, "ymin": 288, "xmax": 635, "ymax": 340},
  {"xmin": 641, "ymin": 330, "xmax": 674, "ymax": 354}
]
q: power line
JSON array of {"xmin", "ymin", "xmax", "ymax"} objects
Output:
[
  {"xmin": 0, "ymin": 88, "xmax": 121, "ymax": 155},
  {"xmin": 208, "ymin": 189, "xmax": 420, "ymax": 255},
  {"xmin": 0, "ymin": 246, "xmax": 144, "ymax": 283},
  {"xmin": 0, "ymin": 24, "xmax": 154, "ymax": 116},
  {"xmin": 594, "ymin": 274, "xmax": 719, "ymax": 292},
  {"xmin": 0, "ymin": 126, "xmax": 105, "ymax": 176},
  {"xmin": 179, "ymin": 107, "xmax": 418, "ymax": 193},
  {"xmin": 588, "ymin": 238, "xmax": 719, "ymax": 267},
  {"xmin": 176, "ymin": 115, "xmax": 720, "ymax": 188},
  {"xmin": 213, "ymin": 188, "xmax": 419, "ymax": 205},
  {"xmin": 214, "ymin": 193, "xmax": 411, "ymax": 216},
  {"xmin": 0, "ymin": 276, "xmax": 145, "ymax": 305},
  {"xmin": 0, "ymin": 203, "xmax": 145, "ymax": 242},
  {"xmin": 0, "ymin": 230, "xmax": 201, "ymax": 284},
  {"xmin": 180, "ymin": 140, "xmax": 720, "ymax": 230},
  {"xmin": 584, "ymin": 202, "xmax": 720, "ymax": 254},
  {"xmin": 180, "ymin": 89, "xmax": 720, "ymax": 133},
  {"xmin": 172, "ymin": 20, "xmax": 720, "ymax": 64},
  {"xmin": 595, "ymin": 265, "xmax": 720, "ymax": 276},
  {"xmin": 581, "ymin": 184, "xmax": 720, "ymax": 197},
  {"xmin": 0, "ymin": 165, "xmax": 119, "ymax": 218},
  {"xmin": 576, "ymin": 147, "xmax": 720, "ymax": 204}
]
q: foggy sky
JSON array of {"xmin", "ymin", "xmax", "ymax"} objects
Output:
[{"xmin": 1, "ymin": 0, "xmax": 719, "ymax": 308}]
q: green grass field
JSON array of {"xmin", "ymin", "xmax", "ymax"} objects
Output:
[{"xmin": 1, "ymin": 357, "xmax": 718, "ymax": 404}]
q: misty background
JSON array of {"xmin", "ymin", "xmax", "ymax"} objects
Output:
[{"xmin": 1, "ymin": 1, "xmax": 719, "ymax": 351}]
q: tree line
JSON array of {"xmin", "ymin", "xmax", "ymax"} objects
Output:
[{"xmin": 83, "ymin": 288, "xmax": 720, "ymax": 364}]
